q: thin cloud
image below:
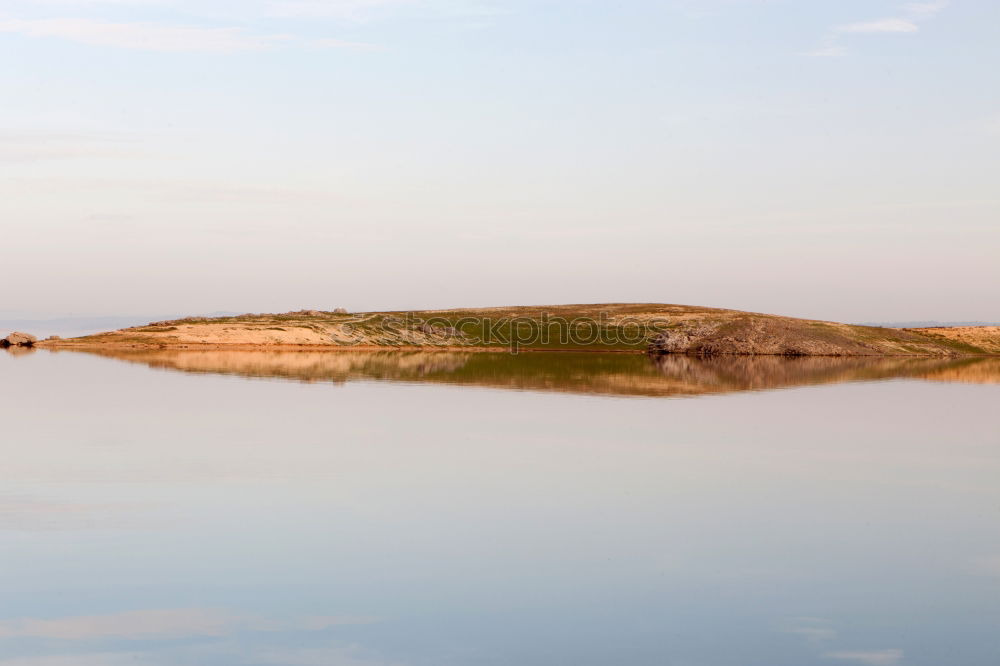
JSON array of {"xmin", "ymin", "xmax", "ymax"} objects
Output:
[
  {"xmin": 5, "ymin": 0, "xmax": 165, "ymax": 5},
  {"xmin": 0, "ymin": 0, "xmax": 466, "ymax": 50},
  {"xmin": 0, "ymin": 653, "xmax": 151, "ymax": 666},
  {"xmin": 0, "ymin": 609, "xmax": 379, "ymax": 640},
  {"xmin": 905, "ymin": 1, "xmax": 949, "ymax": 17},
  {"xmin": 806, "ymin": 47, "xmax": 845, "ymax": 57},
  {"xmin": 0, "ymin": 130, "xmax": 141, "ymax": 163},
  {"xmin": 802, "ymin": 37, "xmax": 846, "ymax": 57},
  {"xmin": 0, "ymin": 17, "xmax": 290, "ymax": 51},
  {"xmin": 824, "ymin": 649, "xmax": 904, "ymax": 666},
  {"xmin": 806, "ymin": 1, "xmax": 947, "ymax": 57},
  {"xmin": 0, "ymin": 16, "xmax": 377, "ymax": 51},
  {"xmin": 310, "ymin": 36, "xmax": 380, "ymax": 49},
  {"xmin": 0, "ymin": 609, "xmax": 234, "ymax": 640},
  {"xmin": 265, "ymin": 0, "xmax": 417, "ymax": 20},
  {"xmin": 249, "ymin": 646, "xmax": 404, "ymax": 666},
  {"xmin": 783, "ymin": 617, "xmax": 838, "ymax": 642},
  {"xmin": 837, "ymin": 19, "xmax": 918, "ymax": 34},
  {"xmin": 9, "ymin": 0, "xmax": 491, "ymax": 21}
]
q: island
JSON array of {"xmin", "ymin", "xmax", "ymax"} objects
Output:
[{"xmin": 23, "ymin": 304, "xmax": 1000, "ymax": 356}]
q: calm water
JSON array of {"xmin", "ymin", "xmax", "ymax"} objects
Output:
[{"xmin": 2, "ymin": 349, "xmax": 999, "ymax": 666}]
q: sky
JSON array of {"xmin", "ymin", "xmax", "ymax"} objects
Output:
[{"xmin": 1, "ymin": 0, "xmax": 998, "ymax": 322}]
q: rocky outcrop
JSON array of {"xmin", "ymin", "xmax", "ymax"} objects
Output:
[
  {"xmin": 1, "ymin": 332, "xmax": 38, "ymax": 347},
  {"xmin": 646, "ymin": 317, "xmax": 953, "ymax": 356},
  {"xmin": 648, "ymin": 321, "xmax": 726, "ymax": 353}
]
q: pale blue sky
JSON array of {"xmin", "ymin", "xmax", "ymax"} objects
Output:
[{"xmin": 1, "ymin": 0, "xmax": 998, "ymax": 321}]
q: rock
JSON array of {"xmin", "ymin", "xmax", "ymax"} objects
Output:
[
  {"xmin": 648, "ymin": 322, "xmax": 722, "ymax": 354},
  {"xmin": 418, "ymin": 323, "xmax": 463, "ymax": 339},
  {"xmin": 646, "ymin": 317, "xmax": 881, "ymax": 357},
  {"xmin": 648, "ymin": 329, "xmax": 695, "ymax": 353},
  {"xmin": 334, "ymin": 308, "xmax": 349, "ymax": 314},
  {"xmin": 1, "ymin": 332, "xmax": 38, "ymax": 347}
]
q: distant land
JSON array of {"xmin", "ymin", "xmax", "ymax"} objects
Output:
[
  {"xmin": 0, "ymin": 312, "xmax": 240, "ymax": 339},
  {"xmin": 20, "ymin": 304, "xmax": 1000, "ymax": 356},
  {"xmin": 861, "ymin": 321, "xmax": 1000, "ymax": 328}
]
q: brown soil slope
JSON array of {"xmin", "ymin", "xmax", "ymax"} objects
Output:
[{"xmin": 35, "ymin": 304, "xmax": 998, "ymax": 356}]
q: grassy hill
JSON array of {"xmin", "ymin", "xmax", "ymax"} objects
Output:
[{"xmin": 34, "ymin": 304, "xmax": 1000, "ymax": 356}]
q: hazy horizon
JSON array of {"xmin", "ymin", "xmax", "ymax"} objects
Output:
[{"xmin": 3, "ymin": 0, "xmax": 998, "ymax": 322}]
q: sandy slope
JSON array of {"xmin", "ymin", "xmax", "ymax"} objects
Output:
[{"xmin": 911, "ymin": 326, "xmax": 1000, "ymax": 354}]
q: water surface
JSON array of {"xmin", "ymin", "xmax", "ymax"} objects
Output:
[
  {"xmin": 56, "ymin": 347, "xmax": 1000, "ymax": 396},
  {"xmin": 1, "ymin": 349, "xmax": 998, "ymax": 666}
]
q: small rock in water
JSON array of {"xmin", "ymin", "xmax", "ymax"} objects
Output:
[{"xmin": 1, "ymin": 332, "xmax": 38, "ymax": 347}]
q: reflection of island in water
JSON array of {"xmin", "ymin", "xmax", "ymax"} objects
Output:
[{"xmin": 55, "ymin": 349, "xmax": 1000, "ymax": 398}]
